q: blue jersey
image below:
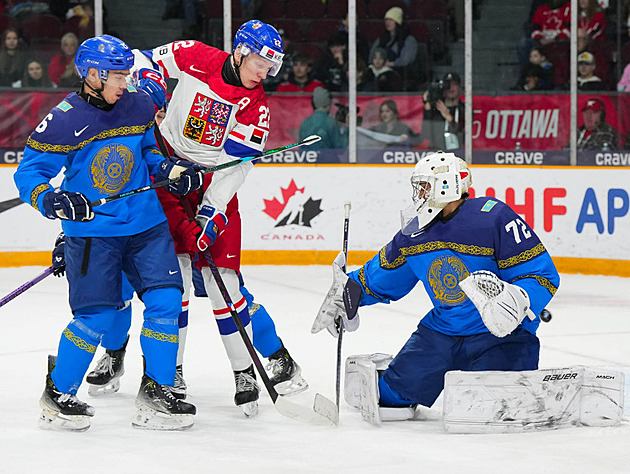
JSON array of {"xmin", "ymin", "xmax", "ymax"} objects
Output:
[
  {"xmin": 348, "ymin": 197, "xmax": 560, "ymax": 336},
  {"xmin": 14, "ymin": 87, "xmax": 166, "ymax": 237}
]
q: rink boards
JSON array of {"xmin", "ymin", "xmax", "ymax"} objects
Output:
[{"xmin": 0, "ymin": 164, "xmax": 628, "ymax": 276}]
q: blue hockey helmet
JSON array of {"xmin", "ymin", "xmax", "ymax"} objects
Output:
[
  {"xmin": 233, "ymin": 20, "xmax": 284, "ymax": 76},
  {"xmin": 75, "ymin": 35, "xmax": 134, "ymax": 81}
]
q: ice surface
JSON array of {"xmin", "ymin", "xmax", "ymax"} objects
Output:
[{"xmin": 0, "ymin": 266, "xmax": 628, "ymax": 474}]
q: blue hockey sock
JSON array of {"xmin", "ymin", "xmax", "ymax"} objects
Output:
[
  {"xmin": 52, "ymin": 305, "xmax": 118, "ymax": 394},
  {"xmin": 100, "ymin": 302, "xmax": 132, "ymax": 351},
  {"xmin": 140, "ymin": 287, "xmax": 180, "ymax": 385},
  {"xmin": 250, "ymin": 302, "xmax": 281, "ymax": 357},
  {"xmin": 378, "ymin": 375, "xmax": 415, "ymax": 407}
]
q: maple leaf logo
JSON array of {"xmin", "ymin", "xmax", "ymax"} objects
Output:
[{"xmin": 262, "ymin": 179, "xmax": 305, "ymax": 220}]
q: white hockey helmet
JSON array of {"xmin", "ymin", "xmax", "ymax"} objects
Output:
[{"xmin": 401, "ymin": 152, "xmax": 472, "ymax": 235}]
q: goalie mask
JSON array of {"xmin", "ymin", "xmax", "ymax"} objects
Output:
[{"xmin": 401, "ymin": 152, "xmax": 472, "ymax": 235}]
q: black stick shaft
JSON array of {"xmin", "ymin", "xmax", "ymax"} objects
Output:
[
  {"xmin": 204, "ymin": 251, "xmax": 280, "ymax": 403},
  {"xmin": 335, "ymin": 202, "xmax": 352, "ymax": 408},
  {"xmin": 89, "ymin": 135, "xmax": 320, "ymax": 208}
]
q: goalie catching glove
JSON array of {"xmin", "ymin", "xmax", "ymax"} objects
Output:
[
  {"xmin": 312, "ymin": 251, "xmax": 362, "ymax": 337},
  {"xmin": 155, "ymin": 158, "xmax": 204, "ymax": 196},
  {"xmin": 459, "ymin": 270, "xmax": 536, "ymax": 338},
  {"xmin": 195, "ymin": 205, "xmax": 228, "ymax": 251}
]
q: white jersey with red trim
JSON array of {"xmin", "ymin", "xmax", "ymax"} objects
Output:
[{"xmin": 136, "ymin": 41, "xmax": 270, "ymax": 212}]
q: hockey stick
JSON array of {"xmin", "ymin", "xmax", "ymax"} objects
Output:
[
  {"xmin": 89, "ymin": 134, "xmax": 321, "ymax": 208},
  {"xmin": 0, "ymin": 266, "xmax": 54, "ymax": 308},
  {"xmin": 203, "ymin": 250, "xmax": 336, "ymax": 425},
  {"xmin": 0, "ymin": 197, "xmax": 24, "ymax": 214},
  {"xmin": 335, "ymin": 202, "xmax": 351, "ymax": 408}
]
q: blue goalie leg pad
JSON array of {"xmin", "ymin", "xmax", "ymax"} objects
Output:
[
  {"xmin": 52, "ymin": 305, "xmax": 118, "ymax": 394},
  {"xmin": 140, "ymin": 287, "xmax": 180, "ymax": 385}
]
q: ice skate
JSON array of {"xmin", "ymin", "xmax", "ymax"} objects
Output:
[
  {"xmin": 234, "ymin": 365, "xmax": 259, "ymax": 417},
  {"xmin": 171, "ymin": 365, "xmax": 187, "ymax": 400},
  {"xmin": 132, "ymin": 374, "xmax": 196, "ymax": 431},
  {"xmin": 86, "ymin": 337, "xmax": 128, "ymax": 397},
  {"xmin": 266, "ymin": 341, "xmax": 308, "ymax": 396},
  {"xmin": 39, "ymin": 355, "xmax": 94, "ymax": 432}
]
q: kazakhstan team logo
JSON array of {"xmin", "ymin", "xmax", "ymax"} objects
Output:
[
  {"xmin": 90, "ymin": 144, "xmax": 134, "ymax": 195},
  {"xmin": 427, "ymin": 255, "xmax": 469, "ymax": 305}
]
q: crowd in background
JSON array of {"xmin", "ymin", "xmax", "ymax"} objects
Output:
[{"xmin": 3, "ymin": 0, "xmax": 630, "ymax": 151}]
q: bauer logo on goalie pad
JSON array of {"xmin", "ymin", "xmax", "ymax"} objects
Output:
[{"xmin": 543, "ymin": 372, "xmax": 579, "ymax": 382}]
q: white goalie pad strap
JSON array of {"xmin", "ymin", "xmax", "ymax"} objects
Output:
[
  {"xmin": 344, "ymin": 353, "xmax": 393, "ymax": 410},
  {"xmin": 459, "ymin": 270, "xmax": 535, "ymax": 338},
  {"xmin": 443, "ymin": 367, "xmax": 624, "ymax": 434}
]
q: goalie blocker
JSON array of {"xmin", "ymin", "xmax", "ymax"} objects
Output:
[{"xmin": 443, "ymin": 366, "xmax": 625, "ymax": 433}]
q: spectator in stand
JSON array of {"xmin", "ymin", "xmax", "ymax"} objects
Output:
[
  {"xmin": 364, "ymin": 47, "xmax": 403, "ymax": 92},
  {"xmin": 514, "ymin": 46, "xmax": 554, "ymax": 90},
  {"xmin": 0, "ymin": 27, "xmax": 26, "ymax": 87},
  {"xmin": 617, "ymin": 62, "xmax": 630, "ymax": 91},
  {"xmin": 262, "ymin": 28, "xmax": 295, "ymax": 92},
  {"xmin": 514, "ymin": 64, "xmax": 546, "ymax": 91},
  {"xmin": 20, "ymin": 59, "xmax": 55, "ymax": 88},
  {"xmin": 342, "ymin": 57, "xmax": 374, "ymax": 92},
  {"xmin": 578, "ymin": 0, "xmax": 606, "ymax": 42},
  {"xmin": 531, "ymin": 0, "xmax": 570, "ymax": 48},
  {"xmin": 576, "ymin": 98, "xmax": 618, "ymax": 150},
  {"xmin": 368, "ymin": 7, "xmax": 419, "ymax": 91},
  {"xmin": 276, "ymin": 53, "xmax": 324, "ymax": 93},
  {"xmin": 338, "ymin": 13, "xmax": 370, "ymax": 63},
  {"xmin": 299, "ymin": 87, "xmax": 346, "ymax": 150},
  {"xmin": 48, "ymin": 32, "xmax": 81, "ymax": 88},
  {"xmin": 420, "ymin": 72, "xmax": 465, "ymax": 151},
  {"xmin": 367, "ymin": 99, "xmax": 420, "ymax": 148},
  {"xmin": 316, "ymin": 31, "xmax": 348, "ymax": 92},
  {"xmin": 577, "ymin": 51, "xmax": 605, "ymax": 90}
]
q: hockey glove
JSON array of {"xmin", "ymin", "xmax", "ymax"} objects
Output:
[
  {"xmin": 459, "ymin": 270, "xmax": 536, "ymax": 338},
  {"xmin": 312, "ymin": 251, "xmax": 362, "ymax": 338},
  {"xmin": 52, "ymin": 232, "xmax": 66, "ymax": 277},
  {"xmin": 155, "ymin": 158, "xmax": 204, "ymax": 195},
  {"xmin": 134, "ymin": 68, "xmax": 167, "ymax": 108},
  {"xmin": 195, "ymin": 205, "xmax": 228, "ymax": 251},
  {"xmin": 42, "ymin": 190, "xmax": 94, "ymax": 221},
  {"xmin": 176, "ymin": 218, "xmax": 204, "ymax": 254}
]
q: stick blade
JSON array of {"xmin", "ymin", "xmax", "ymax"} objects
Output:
[
  {"xmin": 302, "ymin": 135, "xmax": 322, "ymax": 146},
  {"xmin": 314, "ymin": 392, "xmax": 339, "ymax": 425},
  {"xmin": 274, "ymin": 394, "xmax": 337, "ymax": 426}
]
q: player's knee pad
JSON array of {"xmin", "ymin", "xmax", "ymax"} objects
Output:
[
  {"xmin": 73, "ymin": 305, "xmax": 119, "ymax": 341},
  {"xmin": 443, "ymin": 366, "xmax": 625, "ymax": 433},
  {"xmin": 141, "ymin": 286, "xmax": 181, "ymax": 326},
  {"xmin": 201, "ymin": 267, "xmax": 244, "ymax": 310}
]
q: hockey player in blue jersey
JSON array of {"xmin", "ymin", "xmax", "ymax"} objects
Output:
[
  {"xmin": 13, "ymin": 35, "xmax": 205, "ymax": 431},
  {"xmin": 312, "ymin": 151, "xmax": 560, "ymax": 424}
]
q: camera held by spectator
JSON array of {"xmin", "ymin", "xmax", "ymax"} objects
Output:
[
  {"xmin": 426, "ymin": 79, "xmax": 451, "ymax": 107},
  {"xmin": 334, "ymin": 103, "xmax": 362, "ymax": 126}
]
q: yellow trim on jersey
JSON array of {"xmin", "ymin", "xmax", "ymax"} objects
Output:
[
  {"xmin": 26, "ymin": 121, "xmax": 155, "ymax": 154},
  {"xmin": 29, "ymin": 183, "xmax": 50, "ymax": 210},
  {"xmin": 497, "ymin": 243, "xmax": 547, "ymax": 269},
  {"xmin": 511, "ymin": 274, "xmax": 559, "ymax": 296}
]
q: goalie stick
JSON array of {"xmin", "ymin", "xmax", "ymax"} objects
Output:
[
  {"xmin": 0, "ymin": 266, "xmax": 53, "ymax": 308},
  {"xmin": 335, "ymin": 202, "xmax": 352, "ymax": 410},
  {"xmin": 89, "ymin": 134, "xmax": 321, "ymax": 208}
]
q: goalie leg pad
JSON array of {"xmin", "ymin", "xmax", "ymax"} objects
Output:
[
  {"xmin": 443, "ymin": 366, "xmax": 625, "ymax": 433},
  {"xmin": 344, "ymin": 353, "xmax": 393, "ymax": 409}
]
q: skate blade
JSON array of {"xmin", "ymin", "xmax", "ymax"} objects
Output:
[
  {"xmin": 131, "ymin": 406, "xmax": 194, "ymax": 431},
  {"xmin": 239, "ymin": 401, "xmax": 258, "ymax": 418},
  {"xmin": 87, "ymin": 378, "xmax": 121, "ymax": 397},
  {"xmin": 275, "ymin": 375, "xmax": 309, "ymax": 396},
  {"xmin": 38, "ymin": 409, "xmax": 91, "ymax": 432}
]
